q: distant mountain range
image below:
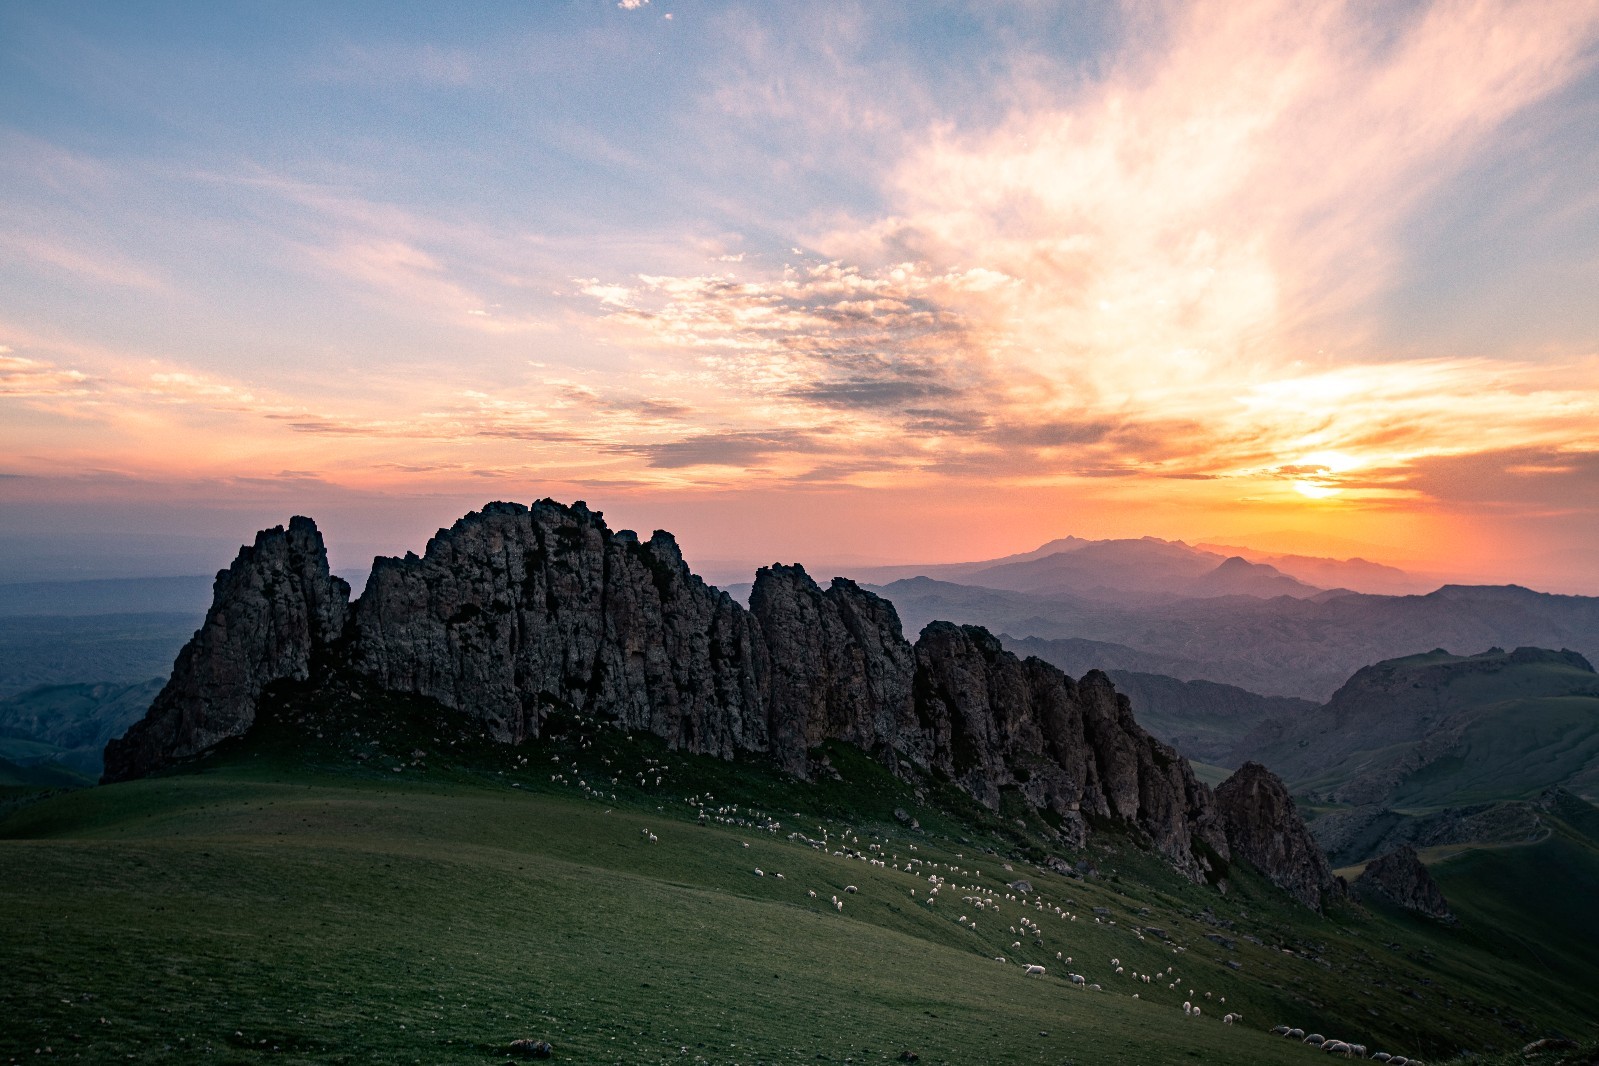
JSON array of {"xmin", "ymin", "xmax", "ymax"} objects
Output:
[
  {"xmin": 845, "ymin": 533, "xmax": 1430, "ymax": 599},
  {"xmin": 873, "ymin": 577, "xmax": 1599, "ymax": 701}
]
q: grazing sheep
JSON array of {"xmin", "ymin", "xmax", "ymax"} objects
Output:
[
  {"xmin": 1305, "ymin": 1034, "xmax": 1325, "ymax": 1046},
  {"xmin": 807, "ymin": 890, "xmax": 817, "ymax": 899},
  {"xmin": 1369, "ymin": 1054, "xmax": 1391, "ymax": 1063},
  {"xmin": 1069, "ymin": 973, "xmax": 1085, "ymax": 986},
  {"xmin": 1271, "ymin": 1026, "xmax": 1290, "ymax": 1036},
  {"xmin": 1223, "ymin": 1014, "xmax": 1235, "ymax": 1025},
  {"xmin": 844, "ymin": 885, "xmax": 858, "ymax": 894},
  {"xmin": 995, "ymin": 957, "xmax": 1007, "ymax": 963},
  {"xmin": 1324, "ymin": 1041, "xmax": 1352, "ymax": 1056},
  {"xmin": 1183, "ymin": 1002, "xmax": 1192, "ymax": 1015},
  {"xmin": 835, "ymin": 900, "xmax": 843, "ymax": 912},
  {"xmin": 1287, "ymin": 1029, "xmax": 1306, "ymax": 1040},
  {"xmin": 1023, "ymin": 964, "xmax": 1045, "ymax": 976},
  {"xmin": 1192, "ymin": 1006, "xmax": 1200, "ymax": 1017}
]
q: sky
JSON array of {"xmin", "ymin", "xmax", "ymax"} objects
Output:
[{"xmin": 3, "ymin": 1, "xmax": 1598, "ymax": 590}]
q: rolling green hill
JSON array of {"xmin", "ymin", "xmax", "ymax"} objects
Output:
[
  {"xmin": 1249, "ymin": 647, "xmax": 1599, "ymax": 809},
  {"xmin": 0, "ymin": 679, "xmax": 164, "ymax": 777},
  {"xmin": 3, "ymin": 686, "xmax": 1596, "ymax": 1064}
]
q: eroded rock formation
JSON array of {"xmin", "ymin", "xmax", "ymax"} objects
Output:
[
  {"xmin": 1215, "ymin": 761, "xmax": 1343, "ymax": 910},
  {"xmin": 104, "ymin": 500, "xmax": 1344, "ymax": 891},
  {"xmin": 103, "ymin": 517, "xmax": 349, "ymax": 782},
  {"xmin": 1353, "ymin": 844, "xmax": 1453, "ymax": 920}
]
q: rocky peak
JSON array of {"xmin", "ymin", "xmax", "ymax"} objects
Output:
[
  {"xmin": 102, "ymin": 516, "xmax": 349, "ymax": 782},
  {"xmin": 104, "ymin": 500, "xmax": 1344, "ymax": 898},
  {"xmin": 1215, "ymin": 761, "xmax": 1341, "ymax": 911},
  {"xmin": 748, "ymin": 565, "xmax": 920, "ymax": 776},
  {"xmin": 350, "ymin": 499, "xmax": 768, "ymax": 755},
  {"xmin": 1353, "ymin": 844, "xmax": 1453, "ymax": 921}
]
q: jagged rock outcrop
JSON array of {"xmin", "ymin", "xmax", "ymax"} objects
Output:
[
  {"xmin": 106, "ymin": 500, "xmax": 1338, "ymax": 890},
  {"xmin": 103, "ymin": 517, "xmax": 349, "ymax": 782},
  {"xmin": 1215, "ymin": 761, "xmax": 1342, "ymax": 910},
  {"xmin": 351, "ymin": 501, "xmax": 769, "ymax": 757},
  {"xmin": 748, "ymin": 566, "xmax": 922, "ymax": 777},
  {"xmin": 911, "ymin": 624, "xmax": 1227, "ymax": 878},
  {"xmin": 1353, "ymin": 844, "xmax": 1453, "ymax": 920}
]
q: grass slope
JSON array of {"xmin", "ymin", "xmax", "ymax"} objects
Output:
[
  {"xmin": 0, "ymin": 679, "xmax": 165, "ymax": 777},
  {"xmin": 1391, "ymin": 695, "xmax": 1599, "ymax": 808},
  {"xmin": 2, "ymin": 686, "xmax": 1596, "ymax": 1064}
]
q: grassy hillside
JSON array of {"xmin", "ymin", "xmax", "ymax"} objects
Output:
[
  {"xmin": 0, "ymin": 679, "xmax": 164, "ymax": 776},
  {"xmin": 1391, "ymin": 695, "xmax": 1599, "ymax": 808},
  {"xmin": 2, "ymin": 687, "xmax": 1596, "ymax": 1064}
]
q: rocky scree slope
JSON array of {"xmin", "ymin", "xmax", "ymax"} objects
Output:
[{"xmin": 104, "ymin": 500, "xmax": 1332, "ymax": 893}]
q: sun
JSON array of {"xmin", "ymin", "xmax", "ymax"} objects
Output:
[
  {"xmin": 1293, "ymin": 480, "xmax": 1342, "ymax": 499},
  {"xmin": 1288, "ymin": 449, "xmax": 1360, "ymax": 499}
]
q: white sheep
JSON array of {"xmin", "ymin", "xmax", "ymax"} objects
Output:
[{"xmin": 1023, "ymin": 964, "xmax": 1045, "ymax": 976}]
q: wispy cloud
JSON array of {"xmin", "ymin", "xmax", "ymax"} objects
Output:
[
  {"xmin": 566, "ymin": 0, "xmax": 1599, "ymax": 504},
  {"xmin": 0, "ymin": 352, "xmax": 92, "ymax": 397}
]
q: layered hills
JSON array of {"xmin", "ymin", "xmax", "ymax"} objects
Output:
[
  {"xmin": 878, "ymin": 577, "xmax": 1599, "ymax": 700},
  {"xmin": 103, "ymin": 499, "xmax": 1353, "ymax": 905},
  {"xmin": 847, "ymin": 534, "xmax": 1423, "ymax": 598}
]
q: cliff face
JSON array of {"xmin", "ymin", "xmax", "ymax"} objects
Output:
[
  {"xmin": 748, "ymin": 566, "xmax": 921, "ymax": 777},
  {"xmin": 350, "ymin": 501, "xmax": 769, "ymax": 759},
  {"xmin": 1215, "ymin": 761, "xmax": 1342, "ymax": 911},
  {"xmin": 102, "ymin": 517, "xmax": 350, "ymax": 782},
  {"xmin": 105, "ymin": 501, "xmax": 1333, "ymax": 889}
]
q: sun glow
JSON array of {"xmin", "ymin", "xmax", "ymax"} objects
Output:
[
  {"xmin": 1293, "ymin": 480, "xmax": 1342, "ymax": 499},
  {"xmin": 1298, "ymin": 450, "xmax": 1360, "ymax": 473}
]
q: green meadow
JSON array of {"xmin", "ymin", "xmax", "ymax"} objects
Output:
[{"xmin": 3, "ymin": 688, "xmax": 1597, "ymax": 1065}]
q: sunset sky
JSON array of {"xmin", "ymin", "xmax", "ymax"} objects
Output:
[{"xmin": 3, "ymin": 1, "xmax": 1598, "ymax": 589}]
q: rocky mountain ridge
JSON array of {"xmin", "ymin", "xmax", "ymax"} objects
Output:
[{"xmin": 105, "ymin": 500, "xmax": 1337, "ymax": 899}]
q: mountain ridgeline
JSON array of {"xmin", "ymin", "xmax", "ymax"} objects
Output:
[{"xmin": 104, "ymin": 500, "xmax": 1340, "ymax": 903}]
